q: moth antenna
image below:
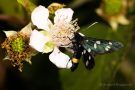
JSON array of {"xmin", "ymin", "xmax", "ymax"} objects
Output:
[{"xmin": 87, "ymin": 22, "xmax": 98, "ymax": 29}]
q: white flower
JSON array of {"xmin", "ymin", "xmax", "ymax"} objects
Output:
[
  {"xmin": 1, "ymin": 23, "xmax": 36, "ymax": 71},
  {"xmin": 30, "ymin": 5, "xmax": 79, "ymax": 68}
]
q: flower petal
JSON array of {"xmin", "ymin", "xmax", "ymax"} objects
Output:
[
  {"xmin": 25, "ymin": 58, "xmax": 32, "ymax": 64},
  {"xmin": 54, "ymin": 8, "xmax": 74, "ymax": 23},
  {"xmin": 109, "ymin": 20, "xmax": 118, "ymax": 30},
  {"xmin": 31, "ymin": 5, "xmax": 50, "ymax": 31},
  {"xmin": 117, "ymin": 15, "xmax": 129, "ymax": 25},
  {"xmin": 20, "ymin": 23, "xmax": 32, "ymax": 35},
  {"xmin": 4, "ymin": 31, "xmax": 17, "ymax": 37},
  {"xmin": 3, "ymin": 55, "xmax": 10, "ymax": 60},
  {"xmin": 29, "ymin": 30, "xmax": 49, "ymax": 52},
  {"xmin": 49, "ymin": 47, "xmax": 72, "ymax": 68}
]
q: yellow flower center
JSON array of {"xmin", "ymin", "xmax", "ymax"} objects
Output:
[{"xmin": 11, "ymin": 37, "xmax": 25, "ymax": 53}]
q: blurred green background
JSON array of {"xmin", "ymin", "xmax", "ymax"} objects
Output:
[{"xmin": 0, "ymin": 0, "xmax": 135, "ymax": 90}]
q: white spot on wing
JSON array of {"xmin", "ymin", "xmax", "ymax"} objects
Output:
[
  {"xmin": 86, "ymin": 60, "xmax": 89, "ymax": 66},
  {"xmin": 83, "ymin": 50, "xmax": 86, "ymax": 54},
  {"xmin": 88, "ymin": 48, "xmax": 91, "ymax": 52},
  {"xmin": 89, "ymin": 56, "xmax": 91, "ymax": 60},
  {"xmin": 96, "ymin": 41, "xmax": 100, "ymax": 44},
  {"xmin": 105, "ymin": 46, "xmax": 111, "ymax": 51},
  {"xmin": 109, "ymin": 42, "xmax": 112, "ymax": 45},
  {"xmin": 105, "ymin": 47, "xmax": 109, "ymax": 51},
  {"xmin": 106, "ymin": 46, "xmax": 111, "ymax": 49},
  {"xmin": 79, "ymin": 33, "xmax": 85, "ymax": 37},
  {"xmin": 94, "ymin": 43, "xmax": 97, "ymax": 49},
  {"xmin": 82, "ymin": 52, "xmax": 84, "ymax": 54}
]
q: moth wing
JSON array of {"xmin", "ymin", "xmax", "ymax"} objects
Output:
[
  {"xmin": 82, "ymin": 50, "xmax": 95, "ymax": 70},
  {"xmin": 82, "ymin": 37, "xmax": 123, "ymax": 54}
]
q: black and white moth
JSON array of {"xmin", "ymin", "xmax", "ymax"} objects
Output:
[{"xmin": 70, "ymin": 32, "xmax": 123, "ymax": 71}]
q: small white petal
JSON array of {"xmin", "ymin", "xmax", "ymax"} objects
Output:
[
  {"xmin": 29, "ymin": 30, "xmax": 49, "ymax": 52},
  {"xmin": 54, "ymin": 8, "xmax": 74, "ymax": 23},
  {"xmin": 3, "ymin": 55, "xmax": 10, "ymax": 60},
  {"xmin": 49, "ymin": 47, "xmax": 72, "ymax": 68},
  {"xmin": 25, "ymin": 58, "xmax": 32, "ymax": 64},
  {"xmin": 117, "ymin": 15, "xmax": 129, "ymax": 25},
  {"xmin": 109, "ymin": 20, "xmax": 118, "ymax": 30},
  {"xmin": 4, "ymin": 31, "xmax": 17, "ymax": 37},
  {"xmin": 20, "ymin": 23, "xmax": 32, "ymax": 35},
  {"xmin": 31, "ymin": 5, "xmax": 50, "ymax": 31}
]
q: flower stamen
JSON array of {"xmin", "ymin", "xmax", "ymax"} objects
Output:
[
  {"xmin": 50, "ymin": 19, "xmax": 80, "ymax": 47},
  {"xmin": 1, "ymin": 33, "xmax": 33, "ymax": 71}
]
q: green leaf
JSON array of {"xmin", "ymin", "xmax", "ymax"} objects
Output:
[
  {"xmin": 0, "ymin": 0, "xmax": 24, "ymax": 17},
  {"xmin": 17, "ymin": 0, "xmax": 36, "ymax": 13},
  {"xmin": 17, "ymin": 0, "xmax": 24, "ymax": 4}
]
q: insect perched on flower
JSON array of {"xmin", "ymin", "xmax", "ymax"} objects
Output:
[
  {"xmin": 29, "ymin": 4, "xmax": 123, "ymax": 71},
  {"xmin": 29, "ymin": 5, "xmax": 80, "ymax": 69},
  {"xmin": 69, "ymin": 32, "xmax": 123, "ymax": 71}
]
